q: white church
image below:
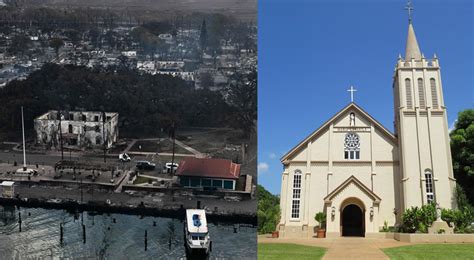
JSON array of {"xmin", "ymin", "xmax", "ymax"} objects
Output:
[{"xmin": 277, "ymin": 16, "xmax": 456, "ymax": 238}]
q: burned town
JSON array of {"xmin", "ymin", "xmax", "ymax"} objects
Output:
[{"xmin": 0, "ymin": 0, "xmax": 257, "ymax": 258}]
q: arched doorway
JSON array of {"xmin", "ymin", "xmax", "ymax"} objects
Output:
[{"xmin": 341, "ymin": 204, "xmax": 365, "ymax": 237}]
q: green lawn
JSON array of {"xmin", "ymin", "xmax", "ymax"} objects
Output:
[
  {"xmin": 258, "ymin": 243, "xmax": 327, "ymax": 260},
  {"xmin": 133, "ymin": 176, "xmax": 153, "ymax": 184},
  {"xmin": 383, "ymin": 244, "xmax": 474, "ymax": 260}
]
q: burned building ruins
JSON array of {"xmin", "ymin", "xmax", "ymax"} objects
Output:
[{"xmin": 34, "ymin": 110, "xmax": 119, "ymax": 149}]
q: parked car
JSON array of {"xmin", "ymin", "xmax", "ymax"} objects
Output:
[
  {"xmin": 136, "ymin": 161, "xmax": 156, "ymax": 171},
  {"xmin": 162, "ymin": 163, "xmax": 179, "ymax": 174},
  {"xmin": 119, "ymin": 153, "xmax": 131, "ymax": 162}
]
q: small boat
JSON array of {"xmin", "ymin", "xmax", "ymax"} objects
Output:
[{"xmin": 184, "ymin": 209, "xmax": 212, "ymax": 257}]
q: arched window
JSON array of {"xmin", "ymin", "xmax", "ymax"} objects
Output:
[
  {"xmin": 405, "ymin": 78, "xmax": 413, "ymax": 109},
  {"xmin": 430, "ymin": 78, "xmax": 439, "ymax": 109},
  {"xmin": 344, "ymin": 133, "xmax": 360, "ymax": 160},
  {"xmin": 417, "ymin": 78, "xmax": 426, "ymax": 109},
  {"xmin": 291, "ymin": 169, "xmax": 302, "ymax": 219},
  {"xmin": 425, "ymin": 170, "xmax": 434, "ymax": 203},
  {"xmin": 68, "ymin": 124, "xmax": 73, "ymax": 133}
]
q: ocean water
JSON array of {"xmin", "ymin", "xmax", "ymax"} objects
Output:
[{"xmin": 0, "ymin": 206, "xmax": 256, "ymax": 259}]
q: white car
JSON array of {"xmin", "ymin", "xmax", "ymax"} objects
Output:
[
  {"xmin": 163, "ymin": 163, "xmax": 179, "ymax": 174},
  {"xmin": 119, "ymin": 153, "xmax": 131, "ymax": 162}
]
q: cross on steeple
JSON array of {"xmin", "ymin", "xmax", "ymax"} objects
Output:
[
  {"xmin": 405, "ymin": 0, "xmax": 414, "ymax": 23},
  {"xmin": 347, "ymin": 86, "xmax": 357, "ymax": 103}
]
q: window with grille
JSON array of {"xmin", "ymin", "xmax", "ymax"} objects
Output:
[
  {"xmin": 291, "ymin": 170, "xmax": 302, "ymax": 219},
  {"xmin": 430, "ymin": 78, "xmax": 439, "ymax": 109},
  {"xmin": 425, "ymin": 170, "xmax": 434, "ymax": 204},
  {"xmin": 405, "ymin": 78, "xmax": 413, "ymax": 109},
  {"xmin": 418, "ymin": 78, "xmax": 426, "ymax": 109},
  {"xmin": 344, "ymin": 133, "xmax": 360, "ymax": 160}
]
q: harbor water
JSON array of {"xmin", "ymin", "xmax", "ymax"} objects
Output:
[{"xmin": 0, "ymin": 206, "xmax": 256, "ymax": 259}]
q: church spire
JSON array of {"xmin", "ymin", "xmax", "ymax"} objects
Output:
[
  {"xmin": 404, "ymin": 1, "xmax": 422, "ymax": 60},
  {"xmin": 405, "ymin": 22, "xmax": 422, "ymax": 60}
]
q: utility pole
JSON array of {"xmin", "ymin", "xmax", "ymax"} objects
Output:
[
  {"xmin": 170, "ymin": 122, "xmax": 176, "ymax": 174},
  {"xmin": 102, "ymin": 111, "xmax": 106, "ymax": 163},
  {"xmin": 57, "ymin": 110, "xmax": 64, "ymax": 161},
  {"xmin": 80, "ymin": 178, "xmax": 83, "ymax": 204},
  {"xmin": 80, "ymin": 177, "xmax": 84, "ymax": 224},
  {"xmin": 21, "ymin": 106, "xmax": 27, "ymax": 171}
]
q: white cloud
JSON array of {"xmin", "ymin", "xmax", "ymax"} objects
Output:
[
  {"xmin": 258, "ymin": 162, "xmax": 269, "ymax": 173},
  {"xmin": 269, "ymin": 152, "xmax": 277, "ymax": 159}
]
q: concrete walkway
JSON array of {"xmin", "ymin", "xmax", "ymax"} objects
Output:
[
  {"xmin": 114, "ymin": 171, "xmax": 130, "ymax": 193},
  {"xmin": 258, "ymin": 236, "xmax": 413, "ymax": 260},
  {"xmin": 172, "ymin": 138, "xmax": 204, "ymax": 157},
  {"xmin": 126, "ymin": 151, "xmax": 193, "ymax": 157},
  {"xmin": 120, "ymin": 138, "xmax": 204, "ymax": 157},
  {"xmin": 122, "ymin": 139, "xmax": 137, "ymax": 154},
  {"xmin": 323, "ymin": 237, "xmax": 389, "ymax": 259}
]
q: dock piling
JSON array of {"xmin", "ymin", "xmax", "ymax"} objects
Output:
[
  {"xmin": 144, "ymin": 230, "xmax": 148, "ymax": 251},
  {"xmin": 18, "ymin": 212, "xmax": 22, "ymax": 232},
  {"xmin": 60, "ymin": 223, "xmax": 64, "ymax": 245},
  {"xmin": 82, "ymin": 224, "xmax": 86, "ymax": 244}
]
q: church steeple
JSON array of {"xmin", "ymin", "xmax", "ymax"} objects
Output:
[
  {"xmin": 405, "ymin": 23, "xmax": 422, "ymax": 61},
  {"xmin": 394, "ymin": 1, "xmax": 456, "ymax": 211}
]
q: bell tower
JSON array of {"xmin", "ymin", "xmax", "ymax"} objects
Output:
[{"xmin": 393, "ymin": 2, "xmax": 456, "ymax": 210}]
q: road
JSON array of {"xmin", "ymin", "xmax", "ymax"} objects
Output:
[
  {"xmin": 0, "ymin": 150, "xmax": 185, "ymax": 180},
  {"xmin": 0, "ymin": 151, "xmax": 153, "ymax": 168}
]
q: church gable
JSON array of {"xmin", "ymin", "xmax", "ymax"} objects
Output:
[
  {"xmin": 282, "ymin": 103, "xmax": 397, "ymax": 163},
  {"xmin": 333, "ymin": 109, "xmax": 371, "ymax": 128},
  {"xmin": 286, "ymin": 126, "xmax": 330, "ymax": 162},
  {"xmin": 324, "ymin": 175, "xmax": 381, "ymax": 204}
]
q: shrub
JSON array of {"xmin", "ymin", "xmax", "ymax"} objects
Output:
[
  {"xmin": 381, "ymin": 220, "xmax": 389, "ymax": 232},
  {"xmin": 400, "ymin": 203, "xmax": 437, "ymax": 233},
  {"xmin": 314, "ymin": 212, "xmax": 326, "ymax": 229},
  {"xmin": 453, "ymin": 207, "xmax": 473, "ymax": 233},
  {"xmin": 441, "ymin": 208, "xmax": 456, "ymax": 227},
  {"xmin": 442, "ymin": 207, "xmax": 473, "ymax": 233}
]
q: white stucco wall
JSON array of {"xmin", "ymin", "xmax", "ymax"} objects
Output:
[{"xmin": 278, "ymin": 105, "xmax": 401, "ymax": 238}]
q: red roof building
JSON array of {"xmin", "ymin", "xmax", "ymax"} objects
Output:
[{"xmin": 176, "ymin": 157, "xmax": 241, "ymax": 190}]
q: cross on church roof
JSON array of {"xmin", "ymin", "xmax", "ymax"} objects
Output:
[
  {"xmin": 347, "ymin": 86, "xmax": 357, "ymax": 103},
  {"xmin": 405, "ymin": 0, "xmax": 414, "ymax": 23}
]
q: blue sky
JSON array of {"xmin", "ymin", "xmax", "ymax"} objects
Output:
[{"xmin": 258, "ymin": 0, "xmax": 474, "ymax": 194}]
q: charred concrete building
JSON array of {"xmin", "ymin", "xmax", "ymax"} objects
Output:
[{"xmin": 34, "ymin": 110, "xmax": 119, "ymax": 149}]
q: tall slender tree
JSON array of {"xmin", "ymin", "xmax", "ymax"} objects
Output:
[
  {"xmin": 200, "ymin": 19, "xmax": 208, "ymax": 50},
  {"xmin": 450, "ymin": 109, "xmax": 474, "ymax": 204}
]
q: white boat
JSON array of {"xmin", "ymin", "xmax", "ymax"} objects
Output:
[{"xmin": 184, "ymin": 209, "xmax": 212, "ymax": 256}]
